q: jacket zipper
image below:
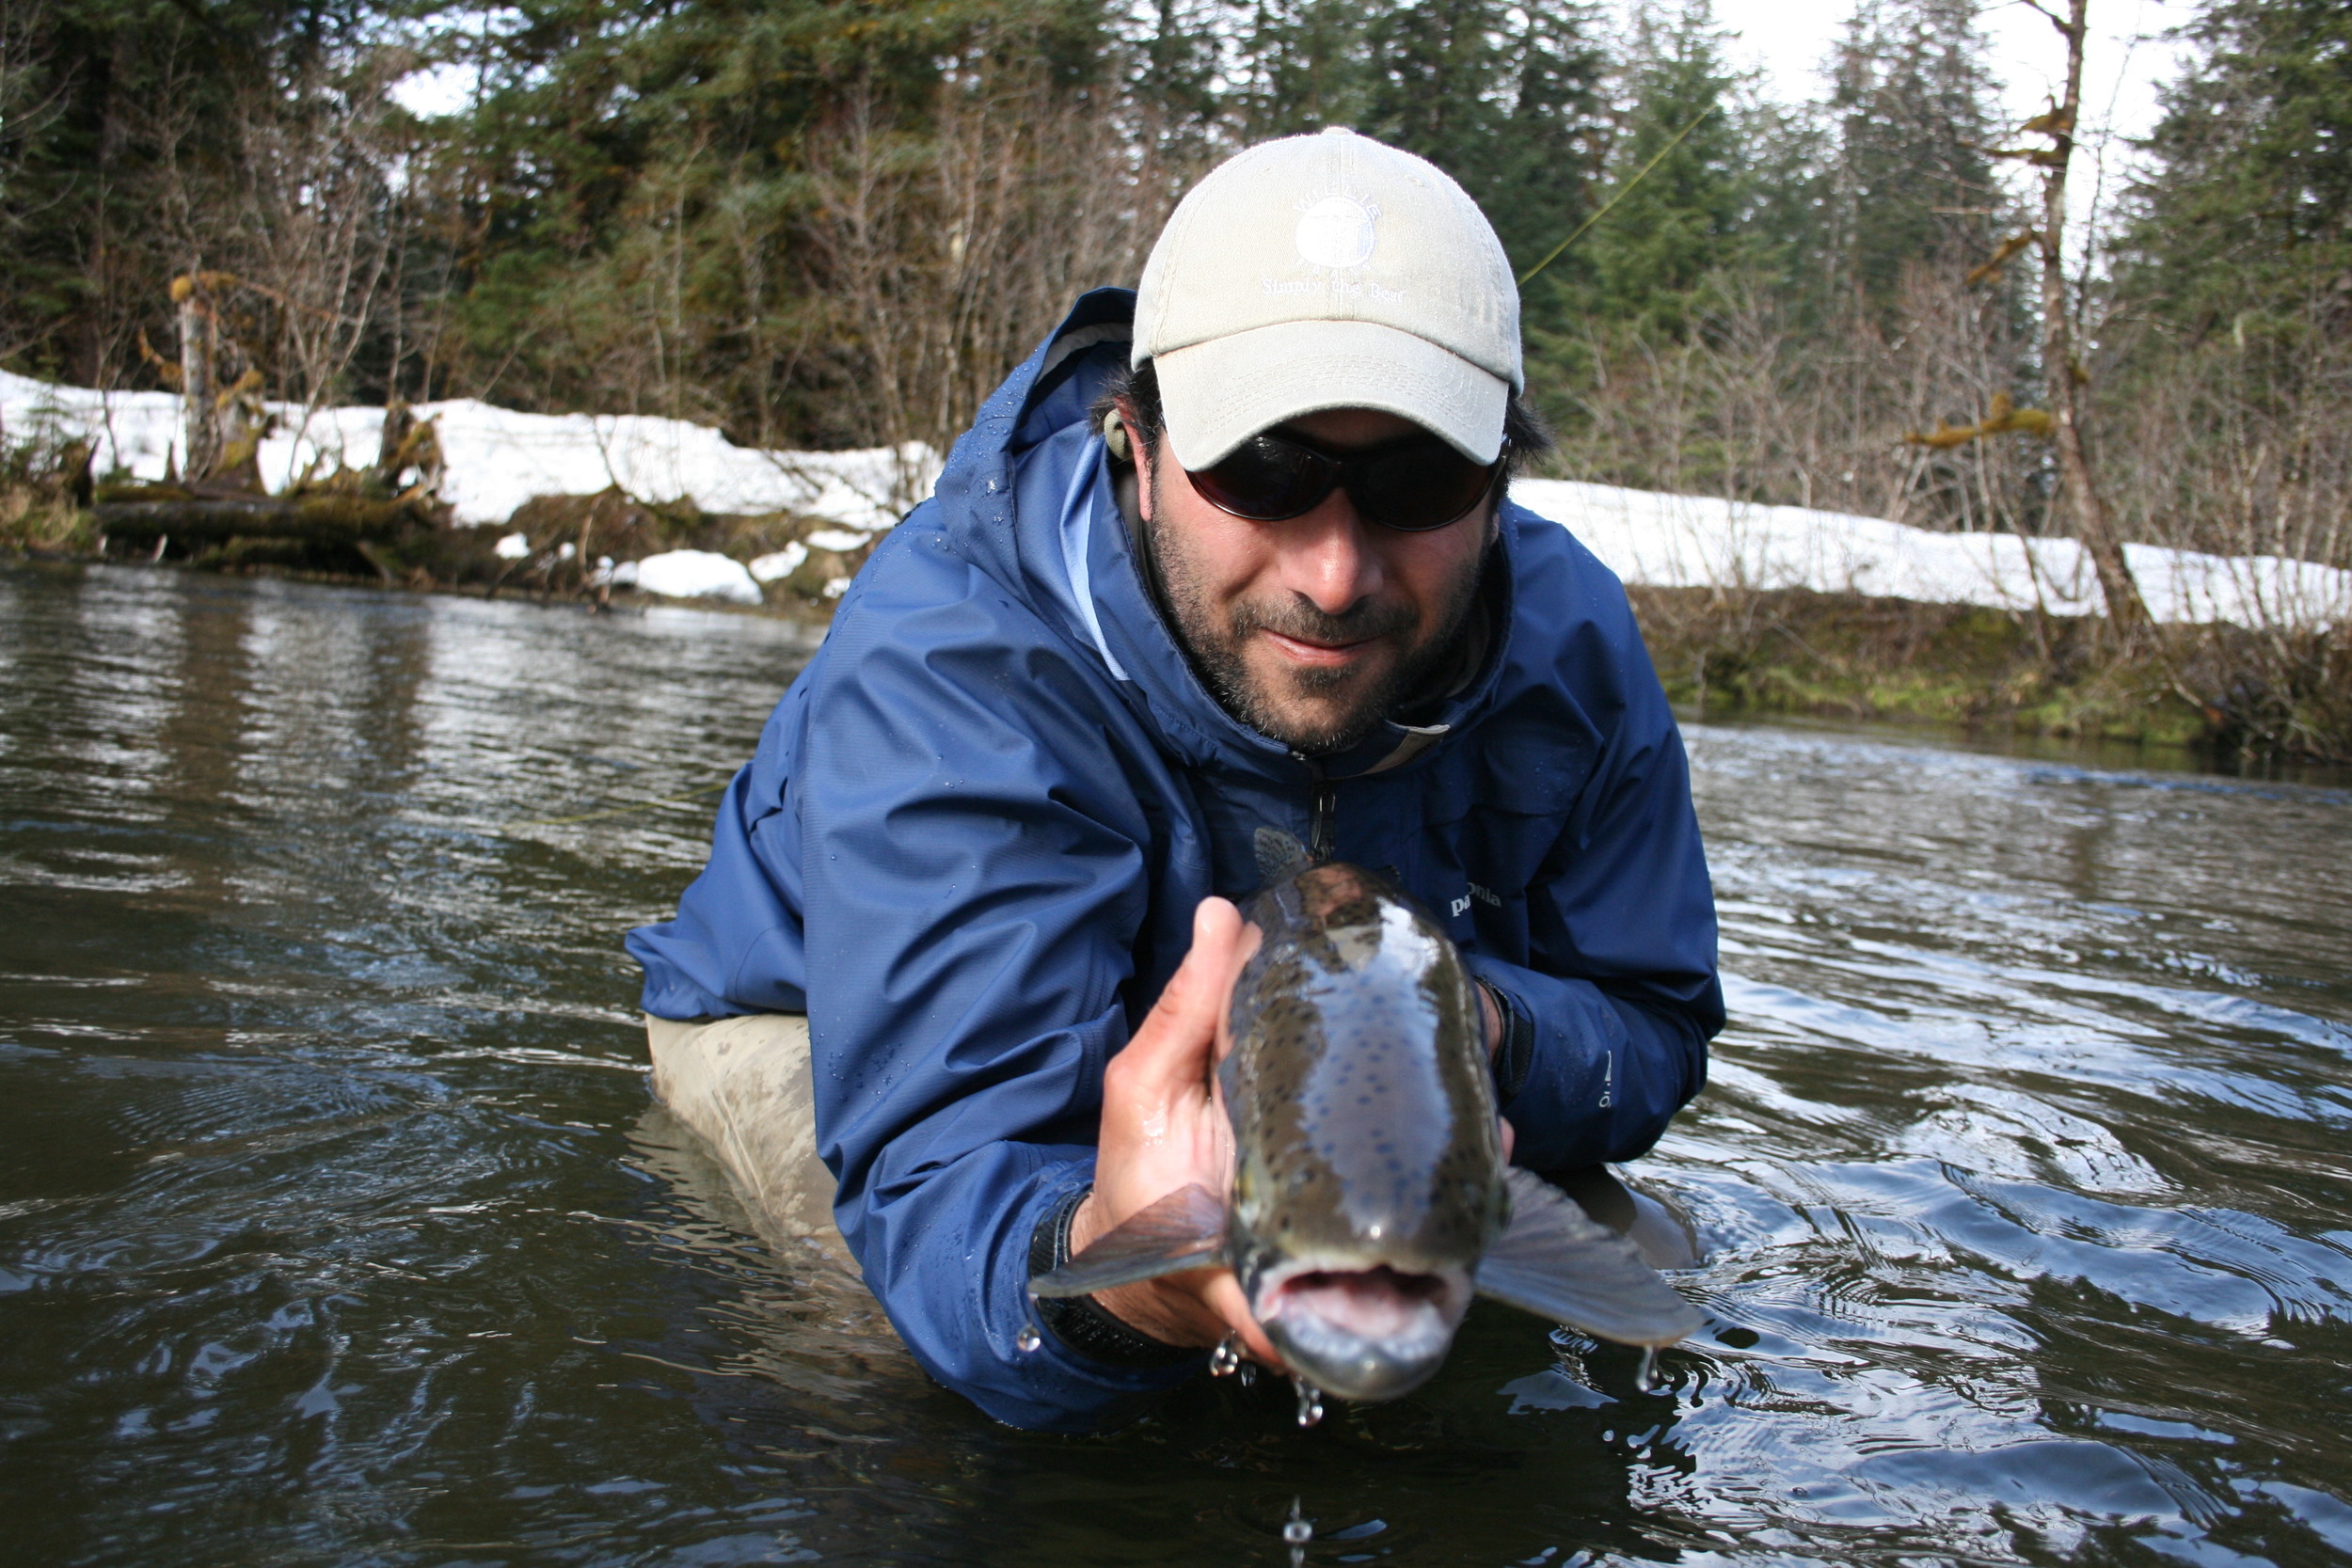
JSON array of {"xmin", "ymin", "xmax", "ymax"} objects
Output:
[{"xmin": 1305, "ymin": 765, "xmax": 1336, "ymax": 863}]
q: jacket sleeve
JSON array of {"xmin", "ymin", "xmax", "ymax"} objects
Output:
[
  {"xmin": 795, "ymin": 580, "xmax": 1203, "ymax": 1432},
  {"xmin": 625, "ymin": 689, "xmax": 813, "ymax": 1022},
  {"xmin": 1463, "ymin": 664, "xmax": 1722, "ymax": 1173}
]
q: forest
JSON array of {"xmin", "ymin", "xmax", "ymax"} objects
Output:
[{"xmin": 0, "ymin": 0, "xmax": 2346, "ymax": 755}]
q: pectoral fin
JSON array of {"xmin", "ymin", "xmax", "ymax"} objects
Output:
[
  {"xmin": 1027, "ymin": 1183, "xmax": 1230, "ymax": 1298},
  {"xmin": 1475, "ymin": 1168, "xmax": 1703, "ymax": 1347}
]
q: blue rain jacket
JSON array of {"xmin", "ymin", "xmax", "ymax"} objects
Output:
[{"xmin": 628, "ymin": 289, "xmax": 1722, "ymax": 1433}]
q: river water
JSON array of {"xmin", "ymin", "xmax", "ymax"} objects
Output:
[{"xmin": 3, "ymin": 562, "xmax": 2348, "ymax": 1567}]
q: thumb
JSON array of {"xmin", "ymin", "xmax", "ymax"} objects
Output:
[{"xmin": 1120, "ymin": 897, "xmax": 1241, "ymax": 1090}]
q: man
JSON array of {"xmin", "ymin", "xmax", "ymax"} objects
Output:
[{"xmin": 628, "ymin": 128, "xmax": 1722, "ymax": 1433}]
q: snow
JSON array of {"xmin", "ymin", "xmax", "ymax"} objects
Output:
[
  {"xmin": 749, "ymin": 543, "xmax": 808, "ymax": 582},
  {"xmin": 493, "ymin": 531, "xmax": 531, "ymax": 560},
  {"xmin": 0, "ymin": 371, "xmax": 929, "ymax": 534},
  {"xmin": 8, "ymin": 366, "xmax": 2344, "ymax": 630},
  {"xmin": 1514, "ymin": 481, "xmax": 2351, "ymax": 633},
  {"xmin": 631, "ymin": 549, "xmax": 762, "ymax": 605}
]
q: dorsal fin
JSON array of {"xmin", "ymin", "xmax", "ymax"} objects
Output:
[{"xmin": 1253, "ymin": 826, "xmax": 1311, "ymax": 886}]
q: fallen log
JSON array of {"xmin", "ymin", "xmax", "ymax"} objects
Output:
[{"xmin": 93, "ymin": 491, "xmax": 426, "ymax": 546}]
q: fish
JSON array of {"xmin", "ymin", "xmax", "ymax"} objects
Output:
[{"xmin": 1029, "ymin": 839, "xmax": 1702, "ymax": 1403}]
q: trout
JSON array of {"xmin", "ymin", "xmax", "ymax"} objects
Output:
[{"xmin": 1030, "ymin": 845, "xmax": 1701, "ymax": 1403}]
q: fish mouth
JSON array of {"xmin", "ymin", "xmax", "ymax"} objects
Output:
[{"xmin": 1252, "ymin": 1261, "xmax": 1472, "ymax": 1402}]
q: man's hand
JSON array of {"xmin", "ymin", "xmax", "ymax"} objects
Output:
[{"xmin": 1070, "ymin": 897, "xmax": 1283, "ymax": 1365}]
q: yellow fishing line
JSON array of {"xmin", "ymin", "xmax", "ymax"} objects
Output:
[{"xmin": 1518, "ymin": 106, "xmax": 1720, "ymax": 288}]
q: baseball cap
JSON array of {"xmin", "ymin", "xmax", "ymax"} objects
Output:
[{"xmin": 1133, "ymin": 127, "xmax": 1522, "ymax": 469}]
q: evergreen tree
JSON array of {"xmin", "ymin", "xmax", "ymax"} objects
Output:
[
  {"xmin": 1235, "ymin": 0, "xmax": 1375, "ymax": 135},
  {"xmin": 1581, "ymin": 0, "xmax": 1745, "ymax": 340},
  {"xmin": 0, "ymin": 0, "xmax": 384, "ymax": 387},
  {"xmin": 2122, "ymin": 0, "xmax": 2352, "ymax": 347},
  {"xmin": 1367, "ymin": 0, "xmax": 1609, "ymax": 291},
  {"xmin": 1822, "ymin": 0, "xmax": 2005, "ymax": 320}
]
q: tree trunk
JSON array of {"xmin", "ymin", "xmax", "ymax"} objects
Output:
[
  {"xmin": 2036, "ymin": 0, "xmax": 2152, "ymax": 635},
  {"xmin": 175, "ymin": 276, "xmax": 219, "ymax": 482}
]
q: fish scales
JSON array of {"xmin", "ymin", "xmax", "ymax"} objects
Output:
[{"xmin": 1223, "ymin": 864, "xmax": 1505, "ymax": 1277}]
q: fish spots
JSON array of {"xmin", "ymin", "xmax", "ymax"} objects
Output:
[{"xmin": 1226, "ymin": 863, "xmax": 1506, "ymax": 1269}]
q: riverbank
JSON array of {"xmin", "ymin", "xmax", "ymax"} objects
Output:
[
  {"xmin": 5, "ymin": 364, "xmax": 2346, "ymax": 761},
  {"xmin": 0, "ymin": 483, "xmax": 872, "ymax": 616},
  {"xmin": 13, "ymin": 533, "xmax": 2344, "ymax": 765},
  {"xmin": 1633, "ymin": 585, "xmax": 2352, "ymax": 765}
]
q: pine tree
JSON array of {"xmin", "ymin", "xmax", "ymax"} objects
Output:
[
  {"xmin": 1823, "ymin": 0, "xmax": 2006, "ymax": 320},
  {"xmin": 1581, "ymin": 0, "xmax": 1745, "ymax": 340},
  {"xmin": 2122, "ymin": 0, "xmax": 2352, "ymax": 348}
]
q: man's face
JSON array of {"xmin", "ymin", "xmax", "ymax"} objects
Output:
[{"xmin": 1134, "ymin": 406, "xmax": 1496, "ymax": 756}]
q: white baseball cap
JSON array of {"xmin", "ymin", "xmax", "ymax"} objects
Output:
[{"xmin": 1133, "ymin": 127, "xmax": 1522, "ymax": 469}]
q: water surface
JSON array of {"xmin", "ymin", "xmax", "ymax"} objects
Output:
[{"xmin": 3, "ymin": 563, "xmax": 2347, "ymax": 1565}]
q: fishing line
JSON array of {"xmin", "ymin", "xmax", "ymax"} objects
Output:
[{"xmin": 1518, "ymin": 105, "xmax": 1720, "ymax": 287}]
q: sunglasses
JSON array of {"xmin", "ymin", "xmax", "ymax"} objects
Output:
[{"xmin": 1185, "ymin": 429, "xmax": 1506, "ymax": 532}]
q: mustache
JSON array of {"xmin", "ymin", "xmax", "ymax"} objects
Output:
[{"xmin": 1232, "ymin": 594, "xmax": 1416, "ymax": 648}]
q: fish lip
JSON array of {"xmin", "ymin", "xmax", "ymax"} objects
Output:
[
  {"xmin": 1250, "ymin": 1255, "xmax": 1474, "ymax": 1311},
  {"xmin": 1250, "ymin": 1259, "xmax": 1473, "ymax": 1403}
]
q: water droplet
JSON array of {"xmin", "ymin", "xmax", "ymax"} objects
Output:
[
  {"xmin": 1293, "ymin": 1376, "xmax": 1324, "ymax": 1428},
  {"xmin": 1284, "ymin": 1497, "xmax": 1313, "ymax": 1547},
  {"xmin": 1016, "ymin": 1323, "xmax": 1041, "ymax": 1354},
  {"xmin": 1209, "ymin": 1333, "xmax": 1243, "ymax": 1377},
  {"xmin": 1634, "ymin": 1345, "xmax": 1658, "ymax": 1393},
  {"xmin": 1237, "ymin": 1362, "xmax": 1258, "ymax": 1387}
]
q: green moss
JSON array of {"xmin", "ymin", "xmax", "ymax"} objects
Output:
[
  {"xmin": 0, "ymin": 494, "xmax": 97, "ymax": 556},
  {"xmin": 1631, "ymin": 586, "xmax": 2348, "ymax": 761}
]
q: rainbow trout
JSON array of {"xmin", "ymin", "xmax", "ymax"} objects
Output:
[{"xmin": 1030, "ymin": 847, "xmax": 1701, "ymax": 1403}]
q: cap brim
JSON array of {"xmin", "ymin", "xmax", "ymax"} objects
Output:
[{"xmin": 1153, "ymin": 319, "xmax": 1507, "ymax": 469}]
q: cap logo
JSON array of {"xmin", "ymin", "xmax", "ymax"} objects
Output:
[{"xmin": 1295, "ymin": 195, "xmax": 1376, "ymax": 270}]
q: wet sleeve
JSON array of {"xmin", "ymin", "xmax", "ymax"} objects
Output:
[
  {"xmin": 1464, "ymin": 689, "xmax": 1723, "ymax": 1173},
  {"xmin": 795, "ymin": 585, "xmax": 1204, "ymax": 1433},
  {"xmin": 627, "ymin": 673, "xmax": 818, "ymax": 1022}
]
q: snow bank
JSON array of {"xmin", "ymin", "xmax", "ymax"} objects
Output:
[
  {"xmin": 8, "ymin": 367, "xmax": 2344, "ymax": 628},
  {"xmin": 749, "ymin": 543, "xmax": 808, "ymax": 582},
  {"xmin": 631, "ymin": 550, "xmax": 762, "ymax": 605},
  {"xmin": 0, "ymin": 371, "xmax": 931, "ymax": 535},
  {"xmin": 1515, "ymin": 480, "xmax": 2351, "ymax": 631}
]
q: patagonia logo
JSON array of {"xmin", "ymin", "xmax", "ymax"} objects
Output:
[{"xmin": 1449, "ymin": 883, "xmax": 1503, "ymax": 918}]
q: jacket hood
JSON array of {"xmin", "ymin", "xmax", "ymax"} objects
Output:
[{"xmin": 930, "ymin": 288, "xmax": 1518, "ymax": 784}]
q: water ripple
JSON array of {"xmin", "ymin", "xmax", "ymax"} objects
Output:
[{"xmin": 2, "ymin": 564, "xmax": 2347, "ymax": 1565}]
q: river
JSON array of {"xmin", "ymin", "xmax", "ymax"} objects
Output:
[{"xmin": 3, "ymin": 562, "xmax": 2347, "ymax": 1566}]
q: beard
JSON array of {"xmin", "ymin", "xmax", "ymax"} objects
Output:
[{"xmin": 1144, "ymin": 473, "xmax": 1488, "ymax": 756}]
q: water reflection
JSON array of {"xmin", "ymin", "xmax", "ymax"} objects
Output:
[{"xmin": 1, "ymin": 562, "xmax": 2346, "ymax": 1565}]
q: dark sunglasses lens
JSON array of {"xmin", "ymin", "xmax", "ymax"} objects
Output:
[
  {"xmin": 1353, "ymin": 441, "xmax": 1499, "ymax": 531},
  {"xmin": 1189, "ymin": 436, "xmax": 1334, "ymax": 521}
]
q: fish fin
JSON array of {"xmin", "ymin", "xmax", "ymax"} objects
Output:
[
  {"xmin": 1474, "ymin": 1167, "xmax": 1704, "ymax": 1347},
  {"xmin": 1253, "ymin": 826, "xmax": 1311, "ymax": 885},
  {"xmin": 1027, "ymin": 1183, "xmax": 1229, "ymax": 1298}
]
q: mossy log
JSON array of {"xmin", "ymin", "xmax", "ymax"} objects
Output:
[{"xmin": 94, "ymin": 489, "xmax": 428, "ymax": 546}]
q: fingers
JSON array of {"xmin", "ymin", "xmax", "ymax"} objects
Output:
[
  {"xmin": 1201, "ymin": 1273, "xmax": 1284, "ymax": 1368},
  {"xmin": 1113, "ymin": 897, "xmax": 1241, "ymax": 1095},
  {"xmin": 1500, "ymin": 1116, "xmax": 1516, "ymax": 1164},
  {"xmin": 1212, "ymin": 916, "xmax": 1262, "ymax": 1068}
]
